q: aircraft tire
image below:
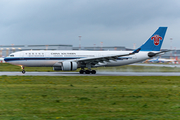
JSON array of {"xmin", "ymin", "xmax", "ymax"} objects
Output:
[
  {"xmin": 79, "ymin": 70, "xmax": 84, "ymax": 74},
  {"xmin": 91, "ymin": 70, "xmax": 96, "ymax": 74},
  {"xmin": 85, "ymin": 70, "xmax": 90, "ymax": 74},
  {"xmin": 22, "ymin": 70, "xmax": 26, "ymax": 74}
]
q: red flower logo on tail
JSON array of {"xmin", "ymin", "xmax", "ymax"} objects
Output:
[{"xmin": 151, "ymin": 35, "xmax": 162, "ymax": 46}]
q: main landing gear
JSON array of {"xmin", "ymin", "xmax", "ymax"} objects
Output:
[
  {"xmin": 21, "ymin": 66, "xmax": 26, "ymax": 74},
  {"xmin": 79, "ymin": 69, "xmax": 96, "ymax": 74}
]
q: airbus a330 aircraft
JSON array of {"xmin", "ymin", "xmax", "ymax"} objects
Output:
[
  {"xmin": 147, "ymin": 56, "xmax": 178, "ymax": 64},
  {"xmin": 4, "ymin": 27, "xmax": 168, "ymax": 74}
]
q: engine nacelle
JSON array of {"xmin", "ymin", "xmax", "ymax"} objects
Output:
[
  {"xmin": 62, "ymin": 61, "xmax": 78, "ymax": 71},
  {"xmin": 53, "ymin": 66, "xmax": 62, "ymax": 71}
]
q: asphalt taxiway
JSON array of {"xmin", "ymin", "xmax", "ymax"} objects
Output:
[{"xmin": 1, "ymin": 71, "xmax": 180, "ymax": 76}]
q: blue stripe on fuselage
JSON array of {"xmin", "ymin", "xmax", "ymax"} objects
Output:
[
  {"xmin": 4, "ymin": 57, "xmax": 132, "ymax": 62},
  {"xmin": 4, "ymin": 57, "xmax": 82, "ymax": 62}
]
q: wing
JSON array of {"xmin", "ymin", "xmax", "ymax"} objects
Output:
[
  {"xmin": 74, "ymin": 52, "xmax": 136, "ymax": 67},
  {"xmin": 73, "ymin": 48, "xmax": 141, "ymax": 67}
]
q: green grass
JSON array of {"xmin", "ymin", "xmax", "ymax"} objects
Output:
[
  {"xmin": 0, "ymin": 76, "xmax": 180, "ymax": 119},
  {"xmin": 1, "ymin": 63, "xmax": 180, "ymax": 72}
]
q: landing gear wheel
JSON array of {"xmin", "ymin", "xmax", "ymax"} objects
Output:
[
  {"xmin": 85, "ymin": 70, "xmax": 90, "ymax": 74},
  {"xmin": 91, "ymin": 70, "xmax": 96, "ymax": 74},
  {"xmin": 79, "ymin": 70, "xmax": 84, "ymax": 74},
  {"xmin": 22, "ymin": 70, "xmax": 26, "ymax": 74}
]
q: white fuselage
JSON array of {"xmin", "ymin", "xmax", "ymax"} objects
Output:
[{"xmin": 5, "ymin": 50, "xmax": 151, "ymax": 68}]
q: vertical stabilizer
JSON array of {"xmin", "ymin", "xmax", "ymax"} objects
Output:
[{"xmin": 139, "ymin": 27, "xmax": 167, "ymax": 51}]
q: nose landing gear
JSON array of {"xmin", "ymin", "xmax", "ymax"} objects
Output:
[
  {"xmin": 22, "ymin": 70, "xmax": 26, "ymax": 74},
  {"xmin": 21, "ymin": 66, "xmax": 26, "ymax": 74}
]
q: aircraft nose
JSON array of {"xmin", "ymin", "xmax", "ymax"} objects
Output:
[{"xmin": 4, "ymin": 57, "xmax": 9, "ymax": 62}]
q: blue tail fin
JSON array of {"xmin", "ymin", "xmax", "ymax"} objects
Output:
[{"xmin": 139, "ymin": 27, "xmax": 167, "ymax": 51}]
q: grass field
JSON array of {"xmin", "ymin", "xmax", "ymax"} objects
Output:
[{"xmin": 1, "ymin": 76, "xmax": 180, "ymax": 119}]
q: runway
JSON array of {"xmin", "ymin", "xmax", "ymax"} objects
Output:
[{"xmin": 1, "ymin": 71, "xmax": 180, "ymax": 76}]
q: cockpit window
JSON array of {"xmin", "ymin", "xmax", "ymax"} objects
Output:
[{"xmin": 10, "ymin": 54, "xmax": 14, "ymax": 57}]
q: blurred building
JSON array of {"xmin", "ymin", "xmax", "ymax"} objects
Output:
[
  {"xmin": 161, "ymin": 49, "xmax": 179, "ymax": 59},
  {"xmin": 0, "ymin": 44, "xmax": 72, "ymax": 57},
  {"xmin": 73, "ymin": 46, "xmax": 126, "ymax": 51}
]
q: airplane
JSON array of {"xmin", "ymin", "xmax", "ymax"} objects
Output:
[
  {"xmin": 147, "ymin": 56, "xmax": 178, "ymax": 64},
  {"xmin": 158, "ymin": 58, "xmax": 178, "ymax": 64},
  {"xmin": 4, "ymin": 27, "xmax": 168, "ymax": 74},
  {"xmin": 146, "ymin": 57, "xmax": 160, "ymax": 63}
]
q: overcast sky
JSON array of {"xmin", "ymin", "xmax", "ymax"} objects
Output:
[{"xmin": 0, "ymin": 0, "xmax": 180, "ymax": 49}]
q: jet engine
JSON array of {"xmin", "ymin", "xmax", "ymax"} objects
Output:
[{"xmin": 61, "ymin": 61, "xmax": 78, "ymax": 71}]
